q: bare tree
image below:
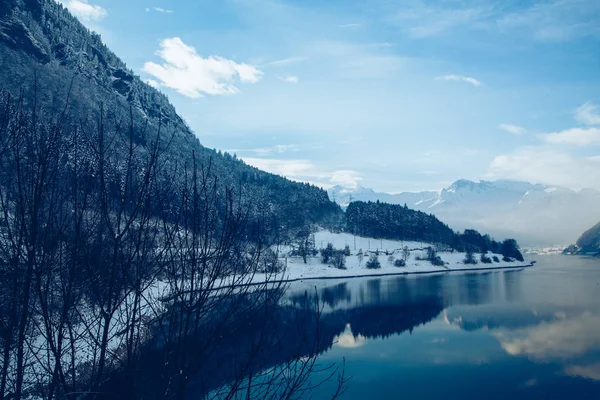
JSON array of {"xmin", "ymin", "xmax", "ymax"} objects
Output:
[{"xmin": 0, "ymin": 88, "xmax": 347, "ymax": 400}]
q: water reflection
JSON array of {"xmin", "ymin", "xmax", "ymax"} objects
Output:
[
  {"xmin": 494, "ymin": 312, "xmax": 600, "ymax": 360},
  {"xmin": 333, "ymin": 324, "xmax": 365, "ymax": 349},
  {"xmin": 284, "ymin": 258, "xmax": 600, "ymax": 399},
  {"xmin": 111, "ymin": 257, "xmax": 600, "ymax": 399}
]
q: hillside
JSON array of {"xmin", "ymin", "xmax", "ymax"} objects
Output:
[
  {"xmin": 0, "ymin": 0, "xmax": 342, "ymax": 233},
  {"xmin": 344, "ymin": 201, "xmax": 524, "ymax": 262},
  {"xmin": 329, "ymin": 180, "xmax": 600, "ymax": 246},
  {"xmin": 564, "ymin": 222, "xmax": 600, "ymax": 256},
  {"xmin": 254, "ymin": 230, "xmax": 531, "ymax": 283}
]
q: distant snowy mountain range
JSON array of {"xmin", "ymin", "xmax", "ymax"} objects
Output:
[{"xmin": 328, "ymin": 180, "xmax": 600, "ymax": 246}]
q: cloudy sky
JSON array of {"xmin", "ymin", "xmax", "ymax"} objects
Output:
[{"xmin": 60, "ymin": 0, "xmax": 600, "ymax": 192}]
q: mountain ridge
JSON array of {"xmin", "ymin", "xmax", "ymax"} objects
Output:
[
  {"xmin": 0, "ymin": 0, "xmax": 342, "ymax": 233},
  {"xmin": 329, "ymin": 180, "xmax": 600, "ymax": 246},
  {"xmin": 564, "ymin": 221, "xmax": 600, "ymax": 256}
]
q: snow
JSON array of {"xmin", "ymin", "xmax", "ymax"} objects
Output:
[
  {"xmin": 16, "ymin": 229, "xmax": 530, "ymax": 392},
  {"xmin": 429, "ymin": 197, "xmax": 445, "ymax": 208},
  {"xmin": 313, "ymin": 230, "xmax": 423, "ymax": 252},
  {"xmin": 241, "ymin": 230, "xmax": 531, "ymax": 285}
]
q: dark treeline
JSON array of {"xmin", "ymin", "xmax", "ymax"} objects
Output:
[
  {"xmin": 345, "ymin": 201, "xmax": 524, "ymax": 260},
  {"xmin": 0, "ymin": 91, "xmax": 345, "ymax": 400},
  {"xmin": 346, "ymin": 201, "xmax": 456, "ymax": 245}
]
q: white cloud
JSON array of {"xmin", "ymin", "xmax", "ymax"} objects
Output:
[
  {"xmin": 487, "ymin": 146, "xmax": 600, "ymax": 190},
  {"xmin": 58, "ymin": 0, "xmax": 107, "ymax": 22},
  {"xmin": 242, "ymin": 158, "xmax": 316, "ymax": 178},
  {"xmin": 228, "ymin": 144, "xmax": 299, "ymax": 156},
  {"xmin": 387, "ymin": 1, "xmax": 600, "ymax": 42},
  {"xmin": 390, "ymin": 4, "xmax": 491, "ymax": 38},
  {"xmin": 565, "ymin": 363, "xmax": 600, "ymax": 381},
  {"xmin": 144, "ymin": 78, "xmax": 161, "ymax": 89},
  {"xmin": 539, "ymin": 127, "xmax": 600, "ymax": 146},
  {"xmin": 333, "ymin": 324, "xmax": 366, "ymax": 348},
  {"xmin": 240, "ymin": 158, "xmax": 362, "ymax": 189},
  {"xmin": 338, "ymin": 23, "xmax": 361, "ymax": 29},
  {"xmin": 435, "ymin": 75, "xmax": 482, "ymax": 87},
  {"xmin": 278, "ymin": 75, "xmax": 299, "ymax": 84},
  {"xmin": 574, "ymin": 102, "xmax": 600, "ymax": 125},
  {"xmin": 330, "ymin": 170, "xmax": 362, "ymax": 188},
  {"xmin": 143, "ymin": 38, "xmax": 263, "ymax": 97},
  {"xmin": 498, "ymin": 0, "xmax": 600, "ymax": 42},
  {"xmin": 262, "ymin": 57, "xmax": 308, "ymax": 68},
  {"xmin": 494, "ymin": 312, "xmax": 600, "ymax": 361},
  {"xmin": 498, "ymin": 124, "xmax": 527, "ymax": 135},
  {"xmin": 146, "ymin": 7, "xmax": 173, "ymax": 13}
]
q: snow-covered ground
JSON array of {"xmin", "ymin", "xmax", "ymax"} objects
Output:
[
  {"xmin": 18, "ymin": 229, "xmax": 530, "ymax": 393},
  {"xmin": 242, "ymin": 230, "xmax": 532, "ymax": 285},
  {"xmin": 523, "ymin": 246, "xmax": 566, "ymax": 255}
]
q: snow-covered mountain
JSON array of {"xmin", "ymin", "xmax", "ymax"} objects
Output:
[{"xmin": 328, "ymin": 180, "xmax": 600, "ymax": 246}]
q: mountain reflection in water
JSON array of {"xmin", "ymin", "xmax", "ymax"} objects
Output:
[
  {"xmin": 104, "ymin": 256, "xmax": 600, "ymax": 399},
  {"xmin": 290, "ymin": 256, "xmax": 600, "ymax": 399}
]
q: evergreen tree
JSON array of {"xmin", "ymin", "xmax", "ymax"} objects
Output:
[{"xmin": 366, "ymin": 255, "xmax": 381, "ymax": 269}]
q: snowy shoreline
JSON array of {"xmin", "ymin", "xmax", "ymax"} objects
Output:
[
  {"xmin": 216, "ymin": 230, "xmax": 534, "ymax": 289},
  {"xmin": 279, "ymin": 262, "xmax": 533, "ymax": 282},
  {"xmin": 221, "ymin": 262, "xmax": 534, "ymax": 289}
]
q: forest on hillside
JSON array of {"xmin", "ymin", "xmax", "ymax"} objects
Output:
[
  {"xmin": 0, "ymin": 0, "xmax": 343, "ymax": 237},
  {"xmin": 345, "ymin": 201, "xmax": 524, "ymax": 261},
  {"xmin": 0, "ymin": 90, "xmax": 350, "ymax": 399}
]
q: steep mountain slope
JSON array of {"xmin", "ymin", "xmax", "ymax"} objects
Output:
[
  {"xmin": 577, "ymin": 222, "xmax": 600, "ymax": 253},
  {"xmin": 564, "ymin": 222, "xmax": 600, "ymax": 255},
  {"xmin": 0, "ymin": 0, "xmax": 342, "ymax": 232},
  {"xmin": 329, "ymin": 180, "xmax": 600, "ymax": 246},
  {"xmin": 343, "ymin": 201, "xmax": 526, "ymax": 263}
]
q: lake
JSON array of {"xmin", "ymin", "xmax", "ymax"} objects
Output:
[{"xmin": 274, "ymin": 255, "xmax": 600, "ymax": 399}]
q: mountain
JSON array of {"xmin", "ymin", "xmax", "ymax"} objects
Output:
[
  {"xmin": 564, "ymin": 222, "xmax": 600, "ymax": 256},
  {"xmin": 329, "ymin": 180, "xmax": 600, "ymax": 246},
  {"xmin": 344, "ymin": 201, "xmax": 526, "ymax": 262},
  {"xmin": 0, "ymin": 0, "xmax": 342, "ymax": 233}
]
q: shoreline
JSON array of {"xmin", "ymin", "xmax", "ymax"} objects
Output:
[
  {"xmin": 209, "ymin": 263, "xmax": 535, "ymax": 291},
  {"xmin": 281, "ymin": 262, "xmax": 534, "ymax": 283}
]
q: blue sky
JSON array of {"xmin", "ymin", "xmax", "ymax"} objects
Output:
[{"xmin": 60, "ymin": 0, "xmax": 600, "ymax": 192}]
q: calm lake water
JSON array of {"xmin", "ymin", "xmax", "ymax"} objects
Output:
[{"xmin": 279, "ymin": 255, "xmax": 600, "ymax": 399}]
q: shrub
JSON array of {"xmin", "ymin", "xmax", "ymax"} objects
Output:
[
  {"xmin": 480, "ymin": 254, "xmax": 492, "ymax": 264},
  {"xmin": 321, "ymin": 243, "xmax": 334, "ymax": 264},
  {"xmin": 366, "ymin": 255, "xmax": 381, "ymax": 269},
  {"xmin": 343, "ymin": 245, "xmax": 351, "ymax": 256},
  {"xmin": 501, "ymin": 239, "xmax": 524, "ymax": 262},
  {"xmin": 331, "ymin": 251, "xmax": 346, "ymax": 269},
  {"xmin": 492, "ymin": 256, "xmax": 500, "ymax": 263},
  {"xmin": 502, "ymin": 256, "xmax": 514, "ymax": 262},
  {"xmin": 387, "ymin": 254, "xmax": 395, "ymax": 264},
  {"xmin": 394, "ymin": 259, "xmax": 405, "ymax": 267},
  {"xmin": 431, "ymin": 256, "xmax": 445, "ymax": 266},
  {"xmin": 463, "ymin": 250, "xmax": 478, "ymax": 265},
  {"xmin": 427, "ymin": 246, "xmax": 437, "ymax": 261},
  {"xmin": 260, "ymin": 249, "xmax": 284, "ymax": 273}
]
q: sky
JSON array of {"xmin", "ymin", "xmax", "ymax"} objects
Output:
[{"xmin": 58, "ymin": 0, "xmax": 600, "ymax": 193}]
